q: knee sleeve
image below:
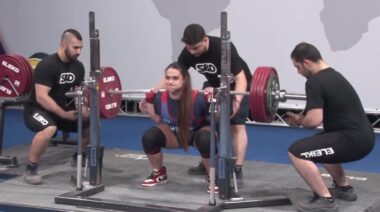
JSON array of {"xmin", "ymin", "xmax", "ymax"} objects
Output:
[
  {"xmin": 194, "ymin": 130, "xmax": 218, "ymax": 158},
  {"xmin": 142, "ymin": 127, "xmax": 166, "ymax": 155}
]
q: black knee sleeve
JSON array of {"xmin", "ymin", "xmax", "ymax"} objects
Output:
[
  {"xmin": 194, "ymin": 130, "xmax": 218, "ymax": 158},
  {"xmin": 142, "ymin": 127, "xmax": 166, "ymax": 155}
]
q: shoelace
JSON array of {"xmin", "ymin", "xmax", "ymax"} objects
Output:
[{"xmin": 147, "ymin": 171, "xmax": 160, "ymax": 179}]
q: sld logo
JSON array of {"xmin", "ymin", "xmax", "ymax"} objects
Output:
[
  {"xmin": 195, "ymin": 63, "xmax": 217, "ymax": 74},
  {"xmin": 59, "ymin": 73, "xmax": 75, "ymax": 84}
]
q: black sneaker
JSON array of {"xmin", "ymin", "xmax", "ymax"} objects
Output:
[
  {"xmin": 23, "ymin": 164, "xmax": 42, "ymax": 185},
  {"xmin": 187, "ymin": 161, "xmax": 207, "ymax": 175},
  {"xmin": 71, "ymin": 152, "xmax": 87, "ymax": 167},
  {"xmin": 329, "ymin": 182, "xmax": 357, "ymax": 202},
  {"xmin": 297, "ymin": 195, "xmax": 338, "ymax": 212},
  {"xmin": 235, "ymin": 165, "xmax": 244, "ymax": 188}
]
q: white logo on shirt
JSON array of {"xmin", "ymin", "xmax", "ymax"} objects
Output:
[
  {"xmin": 59, "ymin": 73, "xmax": 75, "ymax": 84},
  {"xmin": 195, "ymin": 63, "xmax": 217, "ymax": 74}
]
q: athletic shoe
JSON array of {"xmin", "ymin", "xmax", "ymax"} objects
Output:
[
  {"xmin": 188, "ymin": 160, "xmax": 207, "ymax": 175},
  {"xmin": 23, "ymin": 164, "xmax": 42, "ymax": 185},
  {"xmin": 297, "ymin": 194, "xmax": 338, "ymax": 212},
  {"xmin": 329, "ymin": 182, "xmax": 357, "ymax": 201},
  {"xmin": 142, "ymin": 166, "xmax": 168, "ymax": 187}
]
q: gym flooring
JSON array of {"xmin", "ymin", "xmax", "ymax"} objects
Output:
[{"xmin": 0, "ymin": 108, "xmax": 379, "ymax": 211}]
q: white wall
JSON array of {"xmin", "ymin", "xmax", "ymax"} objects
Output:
[{"xmin": 1, "ymin": 0, "xmax": 380, "ymax": 108}]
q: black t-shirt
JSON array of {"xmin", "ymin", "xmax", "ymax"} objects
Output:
[
  {"xmin": 305, "ymin": 68, "xmax": 373, "ymax": 139},
  {"xmin": 178, "ymin": 36, "xmax": 252, "ymax": 90},
  {"xmin": 26, "ymin": 53, "xmax": 85, "ymax": 110}
]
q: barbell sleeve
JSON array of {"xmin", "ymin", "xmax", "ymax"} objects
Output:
[
  {"xmin": 284, "ymin": 93, "xmax": 306, "ymax": 101},
  {"xmin": 276, "ymin": 89, "xmax": 306, "ymax": 102}
]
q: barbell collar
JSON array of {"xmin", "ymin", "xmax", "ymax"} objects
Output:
[{"xmin": 273, "ymin": 90, "xmax": 306, "ymax": 102}]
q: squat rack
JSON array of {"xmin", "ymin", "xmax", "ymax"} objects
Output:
[{"xmin": 55, "ymin": 11, "xmax": 292, "ymax": 212}]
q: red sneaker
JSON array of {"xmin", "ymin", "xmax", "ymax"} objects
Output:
[{"xmin": 142, "ymin": 166, "xmax": 168, "ymax": 187}]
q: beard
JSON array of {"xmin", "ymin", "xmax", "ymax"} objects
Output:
[{"xmin": 64, "ymin": 48, "xmax": 79, "ymax": 62}]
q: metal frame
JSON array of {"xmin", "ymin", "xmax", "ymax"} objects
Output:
[
  {"xmin": 54, "ymin": 11, "xmax": 203, "ymax": 212},
  {"xmin": 0, "ymin": 96, "xmax": 27, "ymax": 168},
  {"xmin": 200, "ymin": 11, "xmax": 291, "ymax": 211}
]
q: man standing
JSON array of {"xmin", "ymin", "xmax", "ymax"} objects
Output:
[
  {"xmin": 178, "ymin": 24, "xmax": 252, "ymax": 186},
  {"xmin": 287, "ymin": 42, "xmax": 374, "ymax": 212}
]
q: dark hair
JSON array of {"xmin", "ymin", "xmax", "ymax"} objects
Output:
[
  {"xmin": 181, "ymin": 24, "xmax": 206, "ymax": 45},
  {"xmin": 165, "ymin": 62, "xmax": 192, "ymax": 150},
  {"xmin": 290, "ymin": 42, "xmax": 323, "ymax": 63},
  {"xmin": 61, "ymin": 29, "xmax": 82, "ymax": 42}
]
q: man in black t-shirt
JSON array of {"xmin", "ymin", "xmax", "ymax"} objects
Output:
[
  {"xmin": 177, "ymin": 24, "xmax": 252, "ymax": 186},
  {"xmin": 23, "ymin": 29, "xmax": 90, "ymax": 185},
  {"xmin": 287, "ymin": 42, "xmax": 374, "ymax": 212}
]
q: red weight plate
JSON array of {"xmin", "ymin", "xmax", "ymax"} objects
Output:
[
  {"xmin": 250, "ymin": 66, "xmax": 278, "ymax": 122},
  {"xmin": 97, "ymin": 67, "xmax": 123, "ymax": 119},
  {"xmin": 250, "ymin": 67, "xmax": 264, "ymax": 121},
  {"xmin": 0, "ymin": 54, "xmax": 28, "ymax": 96},
  {"xmin": 257, "ymin": 67, "xmax": 268, "ymax": 122},
  {"xmin": 13, "ymin": 54, "xmax": 33, "ymax": 95},
  {"xmin": 263, "ymin": 67, "xmax": 277, "ymax": 122}
]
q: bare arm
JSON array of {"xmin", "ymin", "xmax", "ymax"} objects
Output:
[
  {"xmin": 35, "ymin": 84, "xmax": 76, "ymax": 120},
  {"xmin": 231, "ymin": 71, "xmax": 247, "ymax": 117},
  {"xmin": 233, "ymin": 71, "xmax": 247, "ymax": 102},
  {"xmin": 139, "ymin": 100, "xmax": 161, "ymax": 123}
]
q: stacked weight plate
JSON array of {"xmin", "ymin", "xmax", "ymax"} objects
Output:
[{"xmin": 0, "ymin": 54, "xmax": 34, "ymax": 97}]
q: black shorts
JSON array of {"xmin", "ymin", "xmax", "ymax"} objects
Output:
[
  {"xmin": 230, "ymin": 95, "xmax": 249, "ymax": 125},
  {"xmin": 288, "ymin": 131, "xmax": 374, "ymax": 164},
  {"xmin": 24, "ymin": 106, "xmax": 90, "ymax": 133}
]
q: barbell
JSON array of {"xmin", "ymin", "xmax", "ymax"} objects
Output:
[
  {"xmin": 0, "ymin": 53, "xmax": 306, "ymax": 122},
  {"xmin": 83, "ymin": 66, "xmax": 307, "ymax": 121}
]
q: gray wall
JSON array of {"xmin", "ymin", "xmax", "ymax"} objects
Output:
[{"xmin": 1, "ymin": 0, "xmax": 380, "ymax": 109}]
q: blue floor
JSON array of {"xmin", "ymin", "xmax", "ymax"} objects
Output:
[{"xmin": 2, "ymin": 109, "xmax": 379, "ymax": 173}]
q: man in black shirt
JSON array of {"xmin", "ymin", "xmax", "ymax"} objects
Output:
[
  {"xmin": 287, "ymin": 42, "xmax": 374, "ymax": 212},
  {"xmin": 23, "ymin": 29, "xmax": 90, "ymax": 185},
  {"xmin": 178, "ymin": 24, "xmax": 252, "ymax": 186}
]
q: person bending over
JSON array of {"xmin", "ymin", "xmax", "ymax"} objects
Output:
[
  {"xmin": 23, "ymin": 29, "xmax": 90, "ymax": 185},
  {"xmin": 139, "ymin": 62, "xmax": 218, "ymax": 193},
  {"xmin": 287, "ymin": 42, "xmax": 374, "ymax": 212},
  {"xmin": 176, "ymin": 24, "xmax": 251, "ymax": 187}
]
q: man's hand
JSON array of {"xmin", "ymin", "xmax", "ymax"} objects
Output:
[
  {"xmin": 62, "ymin": 110, "xmax": 78, "ymax": 121},
  {"xmin": 286, "ymin": 111, "xmax": 303, "ymax": 127},
  {"xmin": 139, "ymin": 99, "xmax": 149, "ymax": 112}
]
